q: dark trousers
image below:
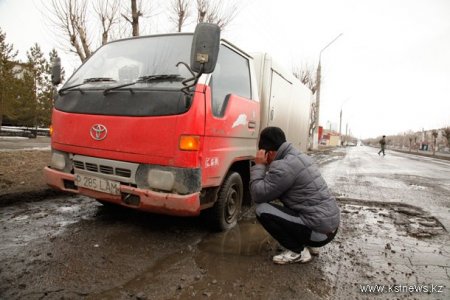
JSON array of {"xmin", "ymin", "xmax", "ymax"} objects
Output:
[
  {"xmin": 255, "ymin": 203, "xmax": 337, "ymax": 253},
  {"xmin": 378, "ymin": 146, "xmax": 385, "ymax": 155}
]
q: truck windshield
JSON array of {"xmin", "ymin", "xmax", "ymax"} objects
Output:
[{"xmin": 63, "ymin": 34, "xmax": 193, "ymax": 90}]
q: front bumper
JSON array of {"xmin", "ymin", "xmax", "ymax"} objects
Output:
[{"xmin": 43, "ymin": 167, "xmax": 201, "ymax": 216}]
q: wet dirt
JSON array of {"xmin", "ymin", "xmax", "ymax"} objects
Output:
[
  {"xmin": 327, "ymin": 201, "xmax": 449, "ymax": 299},
  {"xmin": 0, "ymin": 197, "xmax": 330, "ymax": 300},
  {"xmin": 1, "ymin": 196, "xmax": 449, "ymax": 299},
  {"xmin": 1, "ymin": 145, "xmax": 449, "ymax": 299}
]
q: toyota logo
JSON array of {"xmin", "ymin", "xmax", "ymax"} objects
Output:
[{"xmin": 90, "ymin": 124, "xmax": 108, "ymax": 141}]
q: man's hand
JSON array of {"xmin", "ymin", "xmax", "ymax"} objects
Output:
[{"xmin": 255, "ymin": 149, "xmax": 268, "ymax": 165}]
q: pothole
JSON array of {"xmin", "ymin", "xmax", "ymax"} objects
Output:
[
  {"xmin": 409, "ymin": 184, "xmax": 427, "ymax": 190},
  {"xmin": 338, "ymin": 198, "xmax": 446, "ymax": 239},
  {"xmin": 198, "ymin": 220, "xmax": 273, "ymax": 256}
]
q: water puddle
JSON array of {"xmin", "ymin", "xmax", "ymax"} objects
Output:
[
  {"xmin": 57, "ymin": 205, "xmax": 81, "ymax": 213},
  {"xmin": 10, "ymin": 215, "xmax": 30, "ymax": 221},
  {"xmin": 198, "ymin": 220, "xmax": 273, "ymax": 256},
  {"xmin": 409, "ymin": 184, "xmax": 427, "ymax": 190},
  {"xmin": 0, "ymin": 197, "xmax": 98, "ymax": 250}
]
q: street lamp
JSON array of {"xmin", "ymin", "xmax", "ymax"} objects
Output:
[{"xmin": 313, "ymin": 33, "xmax": 343, "ymax": 149}]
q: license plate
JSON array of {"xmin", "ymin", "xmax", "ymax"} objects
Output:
[{"xmin": 74, "ymin": 174, "xmax": 120, "ymax": 195}]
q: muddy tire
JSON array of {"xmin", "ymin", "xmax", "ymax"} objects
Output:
[{"xmin": 206, "ymin": 172, "xmax": 243, "ymax": 231}]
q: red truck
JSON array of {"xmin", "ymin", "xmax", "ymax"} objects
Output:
[{"xmin": 45, "ymin": 24, "xmax": 311, "ymax": 231}]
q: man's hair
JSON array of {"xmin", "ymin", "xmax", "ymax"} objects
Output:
[
  {"xmin": 258, "ymin": 126, "xmax": 287, "ymax": 151},
  {"xmin": 383, "ymin": 135, "xmax": 386, "ymax": 138}
]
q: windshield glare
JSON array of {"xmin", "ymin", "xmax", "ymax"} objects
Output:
[{"xmin": 64, "ymin": 34, "xmax": 193, "ymax": 89}]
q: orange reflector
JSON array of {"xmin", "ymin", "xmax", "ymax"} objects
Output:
[
  {"xmin": 179, "ymin": 135, "xmax": 200, "ymax": 151},
  {"xmin": 49, "ymin": 125, "xmax": 53, "ymax": 137}
]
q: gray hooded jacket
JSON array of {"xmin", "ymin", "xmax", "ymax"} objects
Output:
[{"xmin": 250, "ymin": 142, "xmax": 340, "ymax": 233}]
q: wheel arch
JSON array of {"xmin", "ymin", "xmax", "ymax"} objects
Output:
[
  {"xmin": 227, "ymin": 159, "xmax": 252, "ymax": 206},
  {"xmin": 200, "ymin": 158, "xmax": 253, "ymax": 209}
]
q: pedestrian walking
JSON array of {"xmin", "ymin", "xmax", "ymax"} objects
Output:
[
  {"xmin": 250, "ymin": 127, "xmax": 340, "ymax": 264},
  {"xmin": 378, "ymin": 135, "xmax": 386, "ymax": 156}
]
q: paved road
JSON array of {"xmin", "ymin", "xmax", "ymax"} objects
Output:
[{"xmin": 322, "ymin": 146, "xmax": 450, "ymax": 230}]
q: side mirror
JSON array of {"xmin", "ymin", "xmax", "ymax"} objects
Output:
[
  {"xmin": 190, "ymin": 23, "xmax": 220, "ymax": 74},
  {"xmin": 52, "ymin": 57, "xmax": 61, "ymax": 86}
]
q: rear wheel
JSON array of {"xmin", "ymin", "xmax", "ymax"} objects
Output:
[{"xmin": 205, "ymin": 172, "xmax": 243, "ymax": 231}]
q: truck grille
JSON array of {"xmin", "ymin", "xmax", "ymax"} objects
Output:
[
  {"xmin": 99, "ymin": 165, "xmax": 114, "ymax": 174},
  {"xmin": 116, "ymin": 168, "xmax": 132, "ymax": 178},
  {"xmin": 73, "ymin": 161, "xmax": 84, "ymax": 169},
  {"xmin": 74, "ymin": 160, "xmax": 131, "ymax": 178},
  {"xmin": 86, "ymin": 163, "xmax": 99, "ymax": 172}
]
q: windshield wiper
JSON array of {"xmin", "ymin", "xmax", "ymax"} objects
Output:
[
  {"xmin": 138, "ymin": 74, "xmax": 182, "ymax": 82},
  {"xmin": 59, "ymin": 77, "xmax": 116, "ymax": 95},
  {"xmin": 103, "ymin": 74, "xmax": 182, "ymax": 95}
]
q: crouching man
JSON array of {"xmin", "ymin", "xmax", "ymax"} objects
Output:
[{"xmin": 250, "ymin": 127, "xmax": 340, "ymax": 264}]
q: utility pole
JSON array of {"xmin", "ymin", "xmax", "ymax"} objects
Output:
[
  {"xmin": 339, "ymin": 109, "xmax": 342, "ymax": 145},
  {"xmin": 339, "ymin": 97, "xmax": 350, "ymax": 146},
  {"xmin": 313, "ymin": 61, "xmax": 321, "ymax": 149},
  {"xmin": 345, "ymin": 122, "xmax": 348, "ymax": 146},
  {"xmin": 313, "ymin": 33, "xmax": 343, "ymax": 149}
]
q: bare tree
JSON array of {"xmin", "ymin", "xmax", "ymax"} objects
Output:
[
  {"xmin": 196, "ymin": 0, "xmax": 208, "ymax": 23},
  {"xmin": 414, "ymin": 135, "xmax": 418, "ymax": 152},
  {"xmin": 442, "ymin": 127, "xmax": 450, "ymax": 148},
  {"xmin": 406, "ymin": 131, "xmax": 415, "ymax": 153},
  {"xmin": 196, "ymin": 0, "xmax": 238, "ymax": 30},
  {"xmin": 93, "ymin": 0, "xmax": 120, "ymax": 45},
  {"xmin": 293, "ymin": 63, "xmax": 318, "ymax": 94},
  {"xmin": 431, "ymin": 130, "xmax": 438, "ymax": 156},
  {"xmin": 168, "ymin": 0, "xmax": 190, "ymax": 32},
  {"xmin": 46, "ymin": 0, "xmax": 92, "ymax": 62},
  {"xmin": 44, "ymin": 0, "xmax": 148, "ymax": 62},
  {"xmin": 122, "ymin": 0, "xmax": 143, "ymax": 36}
]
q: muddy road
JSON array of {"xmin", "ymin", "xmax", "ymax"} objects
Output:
[
  {"xmin": 1, "ymin": 147, "xmax": 449, "ymax": 299},
  {"xmin": 321, "ymin": 146, "xmax": 450, "ymax": 230}
]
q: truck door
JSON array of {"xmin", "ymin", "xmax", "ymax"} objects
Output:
[{"xmin": 203, "ymin": 44, "xmax": 260, "ymax": 187}]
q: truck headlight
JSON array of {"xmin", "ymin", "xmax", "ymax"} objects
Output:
[
  {"xmin": 51, "ymin": 152, "xmax": 67, "ymax": 170},
  {"xmin": 147, "ymin": 169, "xmax": 175, "ymax": 192}
]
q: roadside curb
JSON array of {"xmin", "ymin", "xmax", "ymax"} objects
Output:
[
  {"xmin": 389, "ymin": 148, "xmax": 450, "ymax": 161},
  {"xmin": 0, "ymin": 189, "xmax": 71, "ymax": 207},
  {"xmin": 369, "ymin": 146, "xmax": 450, "ymax": 161}
]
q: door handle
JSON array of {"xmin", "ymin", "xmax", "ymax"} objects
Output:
[{"xmin": 248, "ymin": 121, "xmax": 256, "ymax": 129}]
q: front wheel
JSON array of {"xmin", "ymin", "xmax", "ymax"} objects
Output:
[{"xmin": 205, "ymin": 172, "xmax": 243, "ymax": 231}]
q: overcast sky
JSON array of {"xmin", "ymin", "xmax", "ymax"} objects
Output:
[{"xmin": 1, "ymin": 0, "xmax": 449, "ymax": 139}]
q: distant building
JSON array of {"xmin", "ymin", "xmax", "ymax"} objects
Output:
[
  {"xmin": 417, "ymin": 128, "xmax": 448, "ymax": 151},
  {"xmin": 321, "ymin": 129, "xmax": 341, "ymax": 146}
]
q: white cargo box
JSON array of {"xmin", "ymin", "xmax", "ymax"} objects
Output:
[{"xmin": 252, "ymin": 53, "xmax": 312, "ymax": 152}]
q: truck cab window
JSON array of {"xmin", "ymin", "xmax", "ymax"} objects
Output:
[{"xmin": 210, "ymin": 45, "xmax": 251, "ymax": 117}]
